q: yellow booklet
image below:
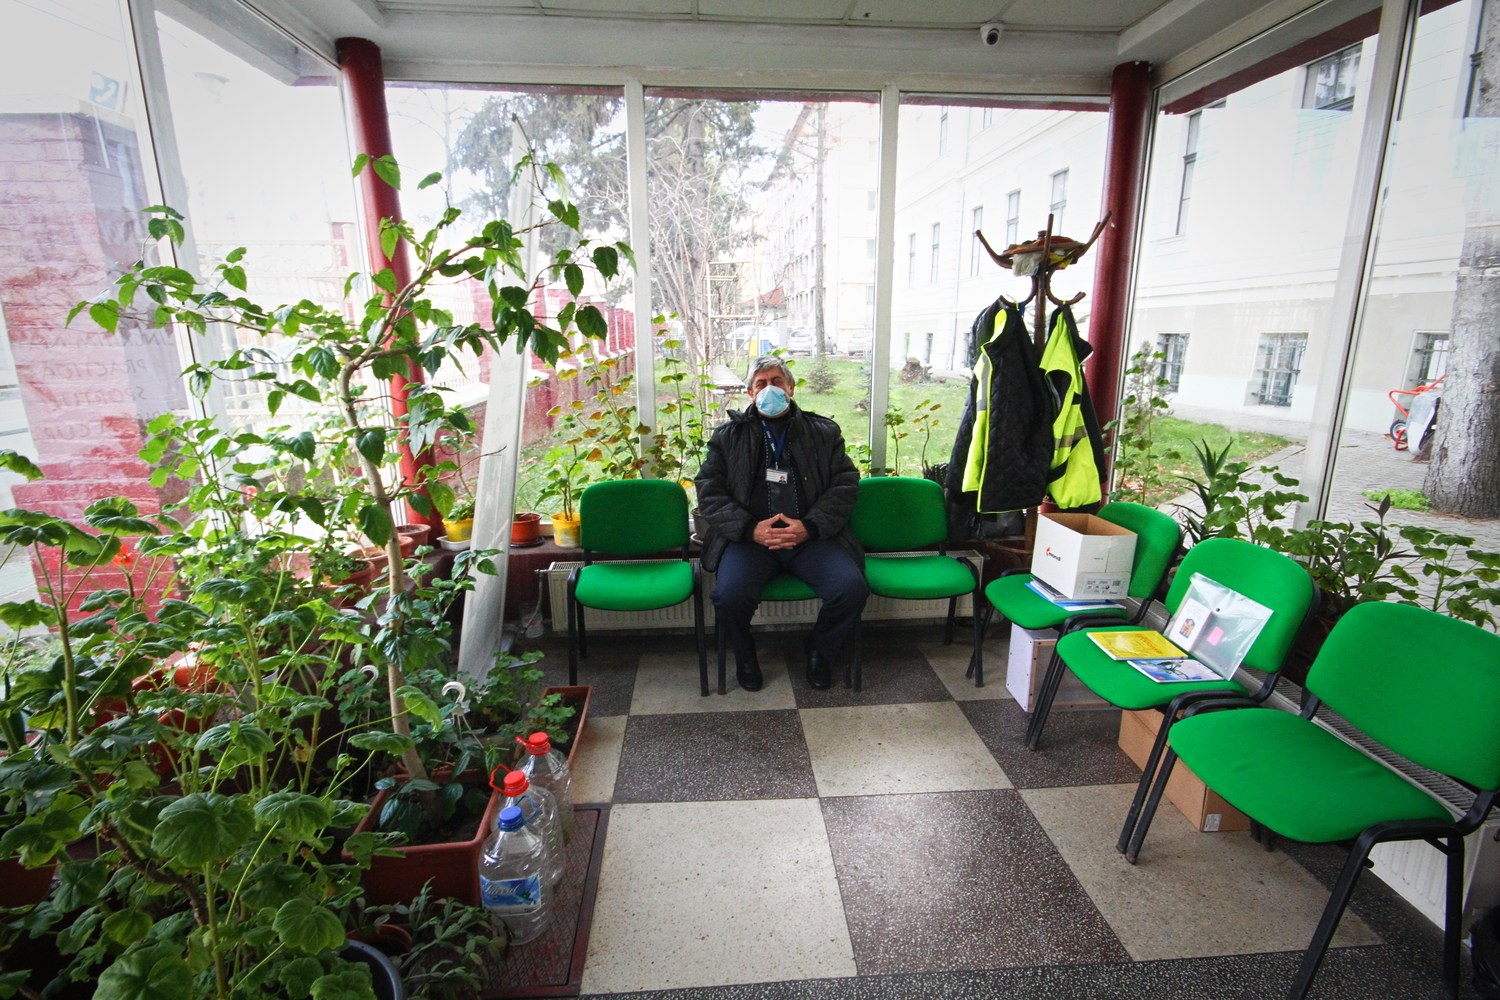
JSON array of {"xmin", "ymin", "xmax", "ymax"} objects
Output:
[{"xmin": 1088, "ymin": 630, "xmax": 1188, "ymax": 660}]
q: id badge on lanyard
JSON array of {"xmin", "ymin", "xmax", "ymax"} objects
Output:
[{"xmin": 764, "ymin": 427, "xmax": 791, "ymax": 506}]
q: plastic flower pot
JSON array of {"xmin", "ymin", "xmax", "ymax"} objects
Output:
[
  {"xmin": 344, "ymin": 769, "xmax": 500, "ymax": 907},
  {"xmin": 442, "ymin": 517, "xmax": 474, "ymax": 542},
  {"xmin": 551, "ymin": 512, "xmax": 581, "ymax": 549},
  {"xmin": 395, "ymin": 523, "xmax": 431, "ymax": 549},
  {"xmin": 511, "ymin": 511, "xmax": 542, "ymax": 546}
]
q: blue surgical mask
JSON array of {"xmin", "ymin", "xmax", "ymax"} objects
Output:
[{"xmin": 755, "ymin": 385, "xmax": 789, "ymax": 418}]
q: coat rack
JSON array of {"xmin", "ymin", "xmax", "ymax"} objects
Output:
[{"xmin": 975, "ymin": 211, "xmax": 1110, "ymax": 350}]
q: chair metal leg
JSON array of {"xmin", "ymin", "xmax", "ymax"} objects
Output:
[
  {"xmin": 693, "ymin": 573, "xmax": 708, "ymax": 697},
  {"xmin": 943, "ymin": 595, "xmax": 957, "ymax": 645},
  {"xmin": 1442, "ymin": 833, "xmax": 1464, "ymax": 998},
  {"xmin": 1117, "ymin": 706, "xmax": 1175, "ymax": 854},
  {"xmin": 1023, "ymin": 644, "xmax": 1069, "ymax": 750},
  {"xmin": 577, "ymin": 603, "xmax": 588, "ymax": 659},
  {"xmin": 968, "ymin": 604, "xmax": 994, "ymax": 680},
  {"xmin": 1124, "ymin": 747, "xmax": 1178, "ymax": 864},
  {"xmin": 715, "ymin": 609, "xmax": 727, "ymax": 696},
  {"xmin": 1286, "ymin": 831, "xmax": 1378, "ymax": 1000},
  {"xmin": 970, "ymin": 590, "xmax": 985, "ymax": 687},
  {"xmin": 565, "ymin": 578, "xmax": 579, "ymax": 687}
]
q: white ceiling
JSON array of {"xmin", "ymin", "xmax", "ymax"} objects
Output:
[{"xmin": 244, "ymin": 0, "xmax": 1335, "ymax": 96}]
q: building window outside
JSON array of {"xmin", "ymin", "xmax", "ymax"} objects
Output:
[
  {"xmin": 929, "ymin": 223, "xmax": 941, "ymax": 283},
  {"xmin": 1176, "ymin": 112, "xmax": 1201, "ymax": 235},
  {"xmin": 1049, "ymin": 169, "xmax": 1068, "ymax": 233},
  {"xmin": 1304, "ymin": 44, "xmax": 1361, "ymax": 110},
  {"xmin": 924, "ymin": 331, "xmax": 934, "ymax": 364},
  {"xmin": 866, "ymin": 238, "xmax": 876, "ymax": 259},
  {"xmin": 938, "ymin": 110, "xmax": 948, "ymax": 155},
  {"xmin": 907, "ymin": 232, "xmax": 916, "ymax": 287},
  {"xmin": 1005, "ymin": 189, "xmax": 1021, "ymax": 246},
  {"xmin": 867, "ymin": 189, "xmax": 876, "ymax": 211},
  {"xmin": 981, "ymin": 107, "xmax": 993, "ymax": 129},
  {"xmin": 969, "ymin": 206, "xmax": 983, "ymax": 276},
  {"xmin": 1156, "ymin": 333, "xmax": 1189, "ymax": 392},
  {"xmin": 1249, "ymin": 333, "xmax": 1307, "ymax": 407},
  {"xmin": 1406, "ymin": 331, "xmax": 1450, "ymax": 388}
]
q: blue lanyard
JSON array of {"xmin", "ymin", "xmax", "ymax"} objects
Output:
[{"xmin": 762, "ymin": 420, "xmax": 788, "ymax": 466}]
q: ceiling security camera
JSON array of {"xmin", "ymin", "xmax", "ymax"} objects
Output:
[{"xmin": 980, "ymin": 22, "xmax": 1004, "ymax": 46}]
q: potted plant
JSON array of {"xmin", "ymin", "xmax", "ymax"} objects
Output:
[
  {"xmin": 511, "ymin": 510, "xmax": 543, "ymax": 546},
  {"xmin": 443, "ymin": 497, "xmax": 476, "ymax": 543},
  {"xmin": 539, "ymin": 423, "xmax": 589, "ymax": 549}
]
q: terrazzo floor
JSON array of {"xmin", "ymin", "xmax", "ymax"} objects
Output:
[{"xmin": 518, "ymin": 623, "xmax": 1480, "ymax": 1000}]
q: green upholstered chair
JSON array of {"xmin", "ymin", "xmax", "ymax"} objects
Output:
[
  {"xmin": 566, "ymin": 479, "xmax": 707, "ymax": 695},
  {"xmin": 713, "ymin": 573, "xmax": 834, "ymax": 694},
  {"xmin": 1128, "ymin": 602, "xmax": 1500, "ymax": 1000},
  {"xmin": 848, "ymin": 476, "xmax": 981, "ymax": 692},
  {"xmin": 978, "ymin": 501, "xmax": 1181, "ymax": 686},
  {"xmin": 1028, "ymin": 537, "xmax": 1313, "ymax": 856}
]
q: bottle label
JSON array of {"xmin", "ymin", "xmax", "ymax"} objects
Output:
[{"xmin": 481, "ymin": 874, "xmax": 542, "ymax": 910}]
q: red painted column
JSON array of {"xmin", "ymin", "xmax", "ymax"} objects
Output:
[
  {"xmin": 1085, "ymin": 60, "xmax": 1153, "ymax": 457},
  {"xmin": 336, "ymin": 37, "xmax": 442, "ymax": 534}
]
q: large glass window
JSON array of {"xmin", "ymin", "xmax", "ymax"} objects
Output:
[{"xmin": 1326, "ymin": 0, "xmax": 1500, "ymax": 555}]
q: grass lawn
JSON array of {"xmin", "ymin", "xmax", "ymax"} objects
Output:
[{"xmin": 1123, "ymin": 415, "xmax": 1292, "ymax": 507}]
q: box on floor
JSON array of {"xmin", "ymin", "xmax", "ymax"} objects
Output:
[
  {"xmin": 1118, "ymin": 708, "xmax": 1249, "ymax": 833},
  {"xmin": 1006, "ymin": 624, "xmax": 1110, "ymax": 711}
]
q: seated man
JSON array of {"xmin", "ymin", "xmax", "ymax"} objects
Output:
[{"xmin": 696, "ymin": 355, "xmax": 868, "ymax": 691}]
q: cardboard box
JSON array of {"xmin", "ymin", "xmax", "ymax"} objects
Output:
[
  {"xmin": 1006, "ymin": 624, "xmax": 1110, "ymax": 712},
  {"xmin": 1031, "ymin": 513, "xmax": 1137, "ymax": 600},
  {"xmin": 1118, "ymin": 708, "xmax": 1250, "ymax": 833}
]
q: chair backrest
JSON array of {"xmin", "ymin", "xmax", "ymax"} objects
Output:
[
  {"xmin": 1097, "ymin": 500, "xmax": 1182, "ymax": 600},
  {"xmin": 1309, "ymin": 601, "xmax": 1500, "ymax": 791},
  {"xmin": 578, "ymin": 479, "xmax": 688, "ymax": 555},
  {"xmin": 850, "ymin": 477, "xmax": 947, "ymax": 551},
  {"xmin": 1164, "ymin": 537, "xmax": 1313, "ymax": 675}
]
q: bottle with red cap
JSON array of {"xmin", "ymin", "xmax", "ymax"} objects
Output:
[
  {"xmin": 478, "ymin": 804, "xmax": 551, "ymax": 944},
  {"xmin": 517, "ymin": 731, "xmax": 575, "ymax": 841},
  {"xmin": 494, "ymin": 767, "xmax": 564, "ymax": 887}
]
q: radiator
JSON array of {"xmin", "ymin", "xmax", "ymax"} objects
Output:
[{"xmin": 542, "ymin": 551, "xmax": 983, "ymax": 631}]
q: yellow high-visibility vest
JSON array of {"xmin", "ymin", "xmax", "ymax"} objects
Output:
[
  {"xmin": 1039, "ymin": 306, "xmax": 1102, "ymax": 508},
  {"xmin": 960, "ymin": 308, "xmax": 1006, "ymax": 493}
]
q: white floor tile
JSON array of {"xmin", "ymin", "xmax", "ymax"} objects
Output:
[
  {"xmin": 629, "ymin": 649, "xmax": 797, "ymax": 714},
  {"xmin": 919, "ymin": 638, "xmax": 1013, "ymax": 701},
  {"xmin": 581, "ymin": 799, "xmax": 856, "ymax": 993},
  {"xmin": 799, "ymin": 701, "xmax": 1011, "ymax": 797},
  {"xmin": 1022, "ymin": 783, "xmax": 1381, "ymax": 962},
  {"xmin": 569, "ymin": 715, "xmax": 625, "ymax": 804}
]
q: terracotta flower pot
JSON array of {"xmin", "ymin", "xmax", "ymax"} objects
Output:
[
  {"xmin": 395, "ymin": 523, "xmax": 431, "ymax": 549},
  {"xmin": 0, "ymin": 858, "xmax": 54, "ymax": 907},
  {"xmin": 512, "ymin": 511, "xmax": 542, "ymax": 546},
  {"xmin": 551, "ymin": 512, "xmax": 581, "ymax": 549},
  {"xmin": 344, "ymin": 769, "xmax": 500, "ymax": 907}
]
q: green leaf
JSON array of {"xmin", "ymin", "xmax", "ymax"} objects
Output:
[
  {"xmin": 95, "ymin": 945, "xmax": 193, "ymax": 1000},
  {"xmin": 371, "ymin": 269, "xmax": 398, "ymax": 295},
  {"xmin": 428, "ymin": 482, "xmax": 456, "ymax": 519},
  {"xmin": 287, "ymin": 431, "xmax": 316, "ymax": 461},
  {"xmin": 0, "ymin": 600, "xmax": 51, "ymax": 629},
  {"xmin": 355, "ymin": 428, "xmax": 386, "ymax": 465},
  {"xmin": 417, "ymin": 171, "xmax": 442, "ymax": 190},
  {"xmin": 273, "ymin": 898, "xmax": 346, "ymax": 955},
  {"xmin": 254, "ymin": 791, "xmax": 333, "ymax": 841},
  {"xmin": 394, "ymin": 684, "xmax": 442, "ymax": 726},
  {"xmin": 102, "ymin": 910, "xmax": 153, "ymax": 946},
  {"xmin": 310, "ymin": 967, "xmax": 375, "ymax": 1000},
  {"xmin": 591, "ymin": 245, "xmax": 619, "ymax": 279},
  {"xmin": 380, "ymin": 225, "xmax": 399, "ymax": 264},
  {"xmin": 150, "ymin": 793, "xmax": 255, "ymax": 867},
  {"xmin": 370, "ymin": 155, "xmax": 401, "ymax": 190},
  {"xmin": 563, "ymin": 264, "xmax": 584, "ymax": 298},
  {"xmin": 0, "ymin": 451, "xmax": 43, "ymax": 482},
  {"xmin": 358, "ymin": 503, "xmax": 393, "ymax": 548},
  {"xmin": 348, "ymin": 731, "xmax": 414, "ymax": 756},
  {"xmin": 281, "ymin": 957, "xmax": 324, "ymax": 999},
  {"xmin": 576, "ymin": 304, "xmax": 608, "ymax": 340}
]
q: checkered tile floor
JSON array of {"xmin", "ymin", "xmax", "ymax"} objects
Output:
[{"xmin": 516, "ymin": 624, "xmax": 1474, "ymax": 999}]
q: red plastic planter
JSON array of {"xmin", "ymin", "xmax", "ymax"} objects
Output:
[
  {"xmin": 345, "ymin": 770, "xmax": 500, "ymax": 907},
  {"xmin": 511, "ymin": 512, "xmax": 542, "ymax": 546}
]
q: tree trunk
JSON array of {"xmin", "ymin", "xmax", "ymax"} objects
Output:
[
  {"xmin": 813, "ymin": 102, "xmax": 828, "ymax": 359},
  {"xmin": 1425, "ymin": 0, "xmax": 1500, "ymax": 516}
]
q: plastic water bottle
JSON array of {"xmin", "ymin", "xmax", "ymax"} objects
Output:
[
  {"xmin": 497, "ymin": 768, "xmax": 565, "ymax": 887},
  {"xmin": 517, "ymin": 731, "xmax": 575, "ymax": 841},
  {"xmin": 479, "ymin": 805, "xmax": 551, "ymax": 945}
]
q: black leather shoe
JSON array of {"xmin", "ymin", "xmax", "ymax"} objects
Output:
[
  {"xmin": 736, "ymin": 651, "xmax": 763, "ymax": 692},
  {"xmin": 806, "ymin": 650, "xmax": 832, "ymax": 690}
]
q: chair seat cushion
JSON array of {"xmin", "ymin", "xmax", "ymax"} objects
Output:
[
  {"xmin": 575, "ymin": 560, "xmax": 693, "ymax": 612},
  {"xmin": 763, "ymin": 573, "xmax": 816, "ymax": 602},
  {"xmin": 1170, "ymin": 708, "xmax": 1452, "ymax": 843},
  {"xmin": 1057, "ymin": 625, "xmax": 1245, "ymax": 710},
  {"xmin": 865, "ymin": 555, "xmax": 974, "ymax": 600},
  {"xmin": 985, "ymin": 573, "xmax": 1128, "ymax": 631}
]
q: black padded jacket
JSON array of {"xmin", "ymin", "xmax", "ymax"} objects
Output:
[{"xmin": 694, "ymin": 402, "xmax": 863, "ymax": 573}]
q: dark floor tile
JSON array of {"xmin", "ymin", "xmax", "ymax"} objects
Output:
[
  {"xmin": 520, "ymin": 632, "xmax": 660, "ymax": 717},
  {"xmin": 822, "ymin": 789, "xmax": 1129, "ymax": 975},
  {"xmin": 613, "ymin": 709, "xmax": 818, "ymax": 802},
  {"xmin": 783, "ymin": 632, "xmax": 954, "ymax": 709},
  {"xmin": 958, "ymin": 700, "xmax": 1142, "ymax": 789}
]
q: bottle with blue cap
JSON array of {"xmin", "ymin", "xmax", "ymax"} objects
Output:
[{"xmin": 479, "ymin": 804, "xmax": 552, "ymax": 945}]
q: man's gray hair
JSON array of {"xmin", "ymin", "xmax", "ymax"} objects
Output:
[{"xmin": 747, "ymin": 355, "xmax": 794, "ymax": 387}]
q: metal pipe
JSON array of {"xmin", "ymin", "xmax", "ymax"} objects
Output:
[
  {"xmin": 1084, "ymin": 60, "xmax": 1153, "ymax": 467},
  {"xmin": 336, "ymin": 36, "xmax": 442, "ymax": 532}
]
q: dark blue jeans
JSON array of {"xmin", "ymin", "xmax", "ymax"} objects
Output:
[{"xmin": 712, "ymin": 539, "xmax": 869, "ymax": 666}]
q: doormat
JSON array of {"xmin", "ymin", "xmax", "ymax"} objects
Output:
[{"xmin": 484, "ymin": 805, "xmax": 610, "ymax": 998}]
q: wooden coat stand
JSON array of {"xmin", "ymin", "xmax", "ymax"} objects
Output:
[{"xmin": 971, "ymin": 211, "xmax": 1111, "ymax": 542}]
